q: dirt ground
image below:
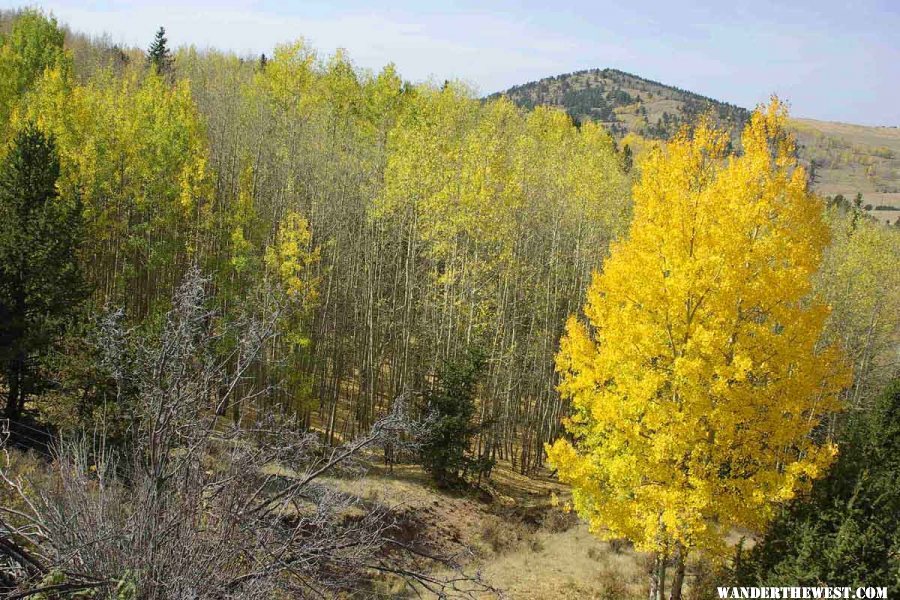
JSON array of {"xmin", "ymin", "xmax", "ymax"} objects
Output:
[{"xmin": 329, "ymin": 460, "xmax": 652, "ymax": 599}]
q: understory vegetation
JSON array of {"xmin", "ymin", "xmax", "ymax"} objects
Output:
[{"xmin": 0, "ymin": 8, "xmax": 898, "ymax": 599}]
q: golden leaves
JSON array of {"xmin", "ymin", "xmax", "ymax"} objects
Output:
[
  {"xmin": 265, "ymin": 211, "xmax": 321, "ymax": 308},
  {"xmin": 548, "ymin": 98, "xmax": 850, "ymax": 560}
]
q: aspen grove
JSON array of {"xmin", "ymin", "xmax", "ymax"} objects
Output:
[{"xmin": 0, "ymin": 8, "xmax": 898, "ymax": 599}]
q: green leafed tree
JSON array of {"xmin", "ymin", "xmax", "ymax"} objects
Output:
[
  {"xmin": 0, "ymin": 123, "xmax": 86, "ymax": 417},
  {"xmin": 0, "ymin": 9, "xmax": 66, "ymax": 132},
  {"xmin": 147, "ymin": 26, "xmax": 173, "ymax": 75},
  {"xmin": 737, "ymin": 378, "xmax": 900, "ymax": 595},
  {"xmin": 420, "ymin": 348, "xmax": 493, "ymax": 487}
]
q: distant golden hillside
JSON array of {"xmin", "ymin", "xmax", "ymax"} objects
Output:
[{"xmin": 791, "ymin": 118, "xmax": 900, "ymax": 225}]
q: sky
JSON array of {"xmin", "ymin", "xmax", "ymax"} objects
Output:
[{"xmin": 3, "ymin": 0, "xmax": 898, "ymax": 126}]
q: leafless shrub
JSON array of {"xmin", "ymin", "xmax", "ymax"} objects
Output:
[
  {"xmin": 481, "ymin": 520, "xmax": 529, "ymax": 555},
  {"xmin": 596, "ymin": 564, "xmax": 630, "ymax": 600},
  {"xmin": 607, "ymin": 537, "xmax": 629, "ymax": 554},
  {"xmin": 0, "ymin": 267, "xmax": 493, "ymax": 599},
  {"xmin": 686, "ymin": 557, "xmax": 730, "ymax": 600},
  {"xmin": 540, "ymin": 507, "xmax": 578, "ymax": 534}
]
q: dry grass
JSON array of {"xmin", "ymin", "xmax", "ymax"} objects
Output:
[
  {"xmin": 789, "ymin": 118, "xmax": 900, "ymax": 207},
  {"xmin": 480, "ymin": 524, "xmax": 645, "ymax": 600},
  {"xmin": 5, "ymin": 441, "xmax": 730, "ymax": 599},
  {"xmin": 317, "ymin": 459, "xmax": 654, "ymax": 599},
  {"xmin": 330, "ymin": 458, "xmax": 743, "ymax": 599},
  {"xmin": 792, "ymin": 119, "xmax": 900, "ymax": 148}
]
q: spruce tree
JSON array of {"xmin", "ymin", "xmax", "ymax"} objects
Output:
[
  {"xmin": 147, "ymin": 26, "xmax": 173, "ymax": 75},
  {"xmin": 0, "ymin": 124, "xmax": 86, "ymax": 417},
  {"xmin": 738, "ymin": 379, "xmax": 900, "ymax": 594},
  {"xmin": 420, "ymin": 348, "xmax": 493, "ymax": 487}
]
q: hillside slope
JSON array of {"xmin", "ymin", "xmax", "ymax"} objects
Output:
[
  {"xmin": 495, "ymin": 69, "xmax": 900, "ymax": 221},
  {"xmin": 792, "ymin": 118, "xmax": 900, "ymax": 224},
  {"xmin": 492, "ymin": 68, "xmax": 750, "ymax": 140}
]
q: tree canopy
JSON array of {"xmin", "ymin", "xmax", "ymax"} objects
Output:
[{"xmin": 547, "ymin": 99, "xmax": 851, "ymax": 598}]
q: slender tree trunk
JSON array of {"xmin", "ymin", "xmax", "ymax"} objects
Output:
[
  {"xmin": 658, "ymin": 549, "xmax": 668, "ymax": 600},
  {"xmin": 648, "ymin": 553, "xmax": 659, "ymax": 600},
  {"xmin": 5, "ymin": 356, "xmax": 23, "ymax": 418},
  {"xmin": 648, "ymin": 551, "xmax": 668, "ymax": 600},
  {"xmin": 670, "ymin": 543, "xmax": 687, "ymax": 600}
]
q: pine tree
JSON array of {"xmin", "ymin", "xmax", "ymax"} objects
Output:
[
  {"xmin": 0, "ymin": 124, "xmax": 86, "ymax": 417},
  {"xmin": 146, "ymin": 26, "xmax": 173, "ymax": 75},
  {"xmin": 420, "ymin": 348, "xmax": 492, "ymax": 487},
  {"xmin": 738, "ymin": 379, "xmax": 900, "ymax": 595}
]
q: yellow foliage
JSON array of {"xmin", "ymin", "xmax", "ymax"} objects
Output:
[
  {"xmin": 0, "ymin": 9, "xmax": 67, "ymax": 136},
  {"xmin": 817, "ymin": 211, "xmax": 900, "ymax": 403},
  {"xmin": 265, "ymin": 211, "xmax": 321, "ymax": 310},
  {"xmin": 379, "ymin": 85, "xmax": 629, "ymax": 339},
  {"xmin": 547, "ymin": 98, "xmax": 850, "ymax": 560},
  {"xmin": 15, "ymin": 64, "xmax": 212, "ymax": 308},
  {"xmin": 620, "ymin": 131, "xmax": 656, "ymax": 168},
  {"xmin": 255, "ymin": 40, "xmax": 317, "ymax": 115},
  {"xmin": 264, "ymin": 211, "xmax": 321, "ymax": 398}
]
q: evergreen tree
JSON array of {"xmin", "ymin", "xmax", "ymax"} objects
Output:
[
  {"xmin": 420, "ymin": 348, "xmax": 493, "ymax": 487},
  {"xmin": 146, "ymin": 26, "xmax": 173, "ymax": 75},
  {"xmin": 0, "ymin": 124, "xmax": 86, "ymax": 417},
  {"xmin": 621, "ymin": 143, "xmax": 633, "ymax": 172},
  {"xmin": 737, "ymin": 379, "xmax": 900, "ymax": 594}
]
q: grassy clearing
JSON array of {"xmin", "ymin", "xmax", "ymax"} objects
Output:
[
  {"xmin": 329, "ymin": 460, "xmax": 663, "ymax": 599},
  {"xmin": 790, "ymin": 118, "xmax": 900, "ymax": 205}
]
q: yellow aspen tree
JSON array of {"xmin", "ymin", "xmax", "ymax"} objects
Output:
[
  {"xmin": 265, "ymin": 211, "xmax": 321, "ymax": 309},
  {"xmin": 361, "ymin": 63, "xmax": 405, "ymax": 147},
  {"xmin": 264, "ymin": 211, "xmax": 321, "ymax": 415},
  {"xmin": 255, "ymin": 40, "xmax": 317, "ymax": 115},
  {"xmin": 0, "ymin": 9, "xmax": 66, "ymax": 134},
  {"xmin": 17, "ymin": 66, "xmax": 211, "ymax": 314},
  {"xmin": 816, "ymin": 212, "xmax": 900, "ymax": 406},
  {"xmin": 547, "ymin": 99, "xmax": 850, "ymax": 600}
]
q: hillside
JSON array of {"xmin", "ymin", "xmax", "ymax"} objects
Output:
[
  {"xmin": 792, "ymin": 118, "xmax": 900, "ymax": 225},
  {"xmin": 492, "ymin": 68, "xmax": 751, "ymax": 140},
  {"xmin": 495, "ymin": 69, "xmax": 900, "ymax": 222}
]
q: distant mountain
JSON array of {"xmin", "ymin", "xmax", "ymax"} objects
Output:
[
  {"xmin": 494, "ymin": 69, "xmax": 900, "ymax": 223},
  {"xmin": 491, "ymin": 68, "xmax": 750, "ymax": 141}
]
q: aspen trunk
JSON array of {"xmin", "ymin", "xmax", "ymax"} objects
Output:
[
  {"xmin": 648, "ymin": 551, "xmax": 668, "ymax": 600},
  {"xmin": 670, "ymin": 543, "xmax": 687, "ymax": 600},
  {"xmin": 658, "ymin": 550, "xmax": 668, "ymax": 600},
  {"xmin": 647, "ymin": 553, "xmax": 660, "ymax": 600}
]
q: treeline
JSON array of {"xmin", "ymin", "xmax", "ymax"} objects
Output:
[
  {"xmin": 1, "ymin": 9, "xmax": 898, "ymax": 471},
  {"xmin": 496, "ymin": 67, "xmax": 751, "ymax": 141},
  {"xmin": 0, "ymin": 10, "xmax": 630, "ymax": 474},
  {"xmin": 1, "ymin": 8, "xmax": 899, "ymax": 597}
]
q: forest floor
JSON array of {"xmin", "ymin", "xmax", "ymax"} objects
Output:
[
  {"xmin": 3, "ymin": 413, "xmax": 701, "ymax": 599},
  {"xmin": 327, "ymin": 460, "xmax": 651, "ymax": 599}
]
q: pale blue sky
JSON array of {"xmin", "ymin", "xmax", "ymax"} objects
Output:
[{"xmin": 4, "ymin": 0, "xmax": 898, "ymax": 125}]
